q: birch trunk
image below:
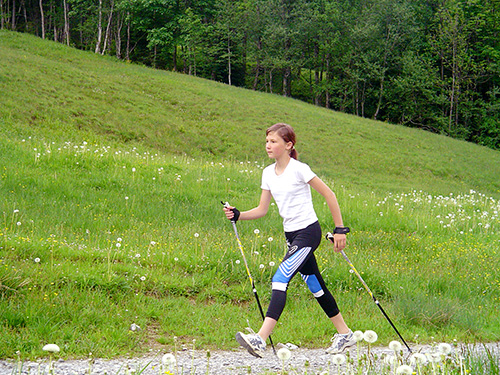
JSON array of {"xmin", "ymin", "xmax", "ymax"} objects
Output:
[
  {"xmin": 102, "ymin": 0, "xmax": 114, "ymax": 55},
  {"xmin": 95, "ymin": 0, "xmax": 102, "ymax": 54},
  {"xmin": 63, "ymin": 0, "xmax": 69, "ymax": 45}
]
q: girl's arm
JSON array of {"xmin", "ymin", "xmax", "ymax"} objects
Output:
[
  {"xmin": 308, "ymin": 176, "xmax": 347, "ymax": 252},
  {"xmin": 223, "ymin": 189, "xmax": 272, "ymax": 221}
]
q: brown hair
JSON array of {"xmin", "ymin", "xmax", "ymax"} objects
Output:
[{"xmin": 266, "ymin": 123, "xmax": 298, "ymax": 159}]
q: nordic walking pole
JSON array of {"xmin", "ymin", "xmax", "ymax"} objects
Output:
[
  {"xmin": 222, "ymin": 201, "xmax": 276, "ymax": 355},
  {"xmin": 326, "ymin": 232, "xmax": 412, "ymax": 353}
]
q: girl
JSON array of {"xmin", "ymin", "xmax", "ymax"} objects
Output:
[{"xmin": 223, "ymin": 123, "xmax": 356, "ymax": 358}]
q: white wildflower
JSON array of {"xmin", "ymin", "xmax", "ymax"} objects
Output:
[
  {"xmin": 352, "ymin": 330, "xmax": 364, "ymax": 342},
  {"xmin": 396, "ymin": 365, "xmax": 413, "ymax": 374},
  {"xmin": 363, "ymin": 330, "xmax": 378, "ymax": 343},
  {"xmin": 389, "ymin": 340, "xmax": 402, "ymax": 352},
  {"xmin": 162, "ymin": 353, "xmax": 176, "ymax": 366},
  {"xmin": 331, "ymin": 353, "xmax": 346, "ymax": 365},
  {"xmin": 42, "ymin": 344, "xmax": 60, "ymax": 353},
  {"xmin": 410, "ymin": 353, "xmax": 427, "ymax": 365},
  {"xmin": 277, "ymin": 347, "xmax": 291, "ymax": 361},
  {"xmin": 437, "ymin": 343, "xmax": 452, "ymax": 355}
]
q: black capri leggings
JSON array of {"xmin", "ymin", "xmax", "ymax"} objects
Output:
[{"xmin": 265, "ymin": 221, "xmax": 340, "ymax": 321}]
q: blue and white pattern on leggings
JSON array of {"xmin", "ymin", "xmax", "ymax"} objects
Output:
[
  {"xmin": 301, "ymin": 274, "xmax": 325, "ymax": 297},
  {"xmin": 271, "ymin": 247, "xmax": 312, "ymax": 292}
]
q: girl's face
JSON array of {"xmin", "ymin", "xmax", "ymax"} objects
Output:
[{"xmin": 266, "ymin": 131, "xmax": 293, "ymax": 159}]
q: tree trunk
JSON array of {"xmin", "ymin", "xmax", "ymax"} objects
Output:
[
  {"xmin": 63, "ymin": 0, "xmax": 69, "ymax": 45},
  {"xmin": 95, "ymin": 0, "xmax": 103, "ymax": 54},
  {"xmin": 253, "ymin": 38, "xmax": 262, "ymax": 90},
  {"xmin": 269, "ymin": 69, "xmax": 273, "ymax": 94},
  {"xmin": 193, "ymin": 46, "xmax": 196, "ymax": 76},
  {"xmin": 102, "ymin": 0, "xmax": 114, "ymax": 55},
  {"xmin": 227, "ymin": 37, "xmax": 232, "ymax": 85},
  {"xmin": 324, "ymin": 53, "xmax": 330, "ymax": 109},
  {"xmin": 125, "ymin": 12, "xmax": 130, "ymax": 60},
  {"xmin": 21, "ymin": 0, "xmax": 27, "ymax": 30},
  {"xmin": 314, "ymin": 47, "xmax": 320, "ymax": 105},
  {"xmin": 11, "ymin": 0, "xmax": 15, "ymax": 30},
  {"xmin": 172, "ymin": 45, "xmax": 177, "ymax": 71},
  {"xmin": 282, "ymin": 66, "xmax": 290, "ymax": 97},
  {"xmin": 40, "ymin": 0, "xmax": 45, "ymax": 39},
  {"xmin": 115, "ymin": 11, "xmax": 122, "ymax": 59},
  {"xmin": 373, "ymin": 77, "xmax": 384, "ymax": 120}
]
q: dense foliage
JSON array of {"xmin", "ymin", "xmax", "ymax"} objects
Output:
[{"xmin": 2, "ymin": 0, "xmax": 500, "ymax": 148}]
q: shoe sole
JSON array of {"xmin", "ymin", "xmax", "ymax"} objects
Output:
[
  {"xmin": 325, "ymin": 341, "xmax": 356, "ymax": 354},
  {"xmin": 235, "ymin": 332, "xmax": 263, "ymax": 358}
]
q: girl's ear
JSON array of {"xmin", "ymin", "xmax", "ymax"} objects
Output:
[{"xmin": 285, "ymin": 141, "xmax": 293, "ymax": 150}]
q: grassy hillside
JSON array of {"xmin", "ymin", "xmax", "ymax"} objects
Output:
[
  {"xmin": 1, "ymin": 30, "xmax": 500, "ymax": 196},
  {"xmin": 0, "ymin": 30, "xmax": 499, "ymax": 360}
]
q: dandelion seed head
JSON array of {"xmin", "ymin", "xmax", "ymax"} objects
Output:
[
  {"xmin": 410, "ymin": 353, "xmax": 427, "ymax": 365},
  {"xmin": 426, "ymin": 353, "xmax": 441, "ymax": 363},
  {"xmin": 162, "ymin": 353, "xmax": 176, "ymax": 366},
  {"xmin": 363, "ymin": 330, "xmax": 378, "ymax": 343},
  {"xmin": 42, "ymin": 344, "xmax": 60, "ymax": 353},
  {"xmin": 352, "ymin": 330, "xmax": 364, "ymax": 342},
  {"xmin": 277, "ymin": 348, "xmax": 291, "ymax": 361},
  {"xmin": 254, "ymin": 229, "xmax": 260, "ymax": 234},
  {"xmin": 331, "ymin": 353, "xmax": 346, "ymax": 365},
  {"xmin": 34, "ymin": 258, "xmax": 41, "ymax": 263},
  {"xmin": 437, "ymin": 343, "xmax": 452, "ymax": 355},
  {"xmin": 389, "ymin": 340, "xmax": 402, "ymax": 352},
  {"xmin": 396, "ymin": 365, "xmax": 413, "ymax": 374}
]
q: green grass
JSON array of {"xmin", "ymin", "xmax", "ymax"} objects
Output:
[{"xmin": 0, "ymin": 30, "xmax": 500, "ymax": 361}]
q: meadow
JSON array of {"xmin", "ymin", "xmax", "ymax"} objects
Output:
[{"xmin": 1, "ymin": 30, "xmax": 500, "ymax": 366}]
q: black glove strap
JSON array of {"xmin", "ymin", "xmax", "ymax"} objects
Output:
[
  {"xmin": 231, "ymin": 207, "xmax": 240, "ymax": 222},
  {"xmin": 333, "ymin": 226, "xmax": 350, "ymax": 235}
]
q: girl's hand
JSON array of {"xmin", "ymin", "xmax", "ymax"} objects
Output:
[
  {"xmin": 333, "ymin": 233, "xmax": 346, "ymax": 253},
  {"xmin": 223, "ymin": 206, "xmax": 240, "ymax": 221}
]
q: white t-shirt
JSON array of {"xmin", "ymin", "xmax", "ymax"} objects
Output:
[{"xmin": 261, "ymin": 158, "xmax": 318, "ymax": 232}]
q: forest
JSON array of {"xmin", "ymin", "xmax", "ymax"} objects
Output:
[{"xmin": 2, "ymin": 0, "xmax": 500, "ymax": 149}]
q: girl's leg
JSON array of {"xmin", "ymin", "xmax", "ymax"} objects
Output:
[
  {"xmin": 299, "ymin": 255, "xmax": 351, "ymax": 333},
  {"xmin": 257, "ymin": 317, "xmax": 277, "ymax": 341},
  {"xmin": 329, "ymin": 312, "xmax": 350, "ymax": 334}
]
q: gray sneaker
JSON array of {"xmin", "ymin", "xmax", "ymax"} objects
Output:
[
  {"xmin": 326, "ymin": 330, "xmax": 356, "ymax": 354},
  {"xmin": 236, "ymin": 328, "xmax": 266, "ymax": 358}
]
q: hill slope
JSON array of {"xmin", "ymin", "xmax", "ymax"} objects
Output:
[{"xmin": 1, "ymin": 30, "xmax": 500, "ymax": 196}]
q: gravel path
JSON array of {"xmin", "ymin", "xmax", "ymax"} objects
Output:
[{"xmin": 1, "ymin": 342, "xmax": 498, "ymax": 375}]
